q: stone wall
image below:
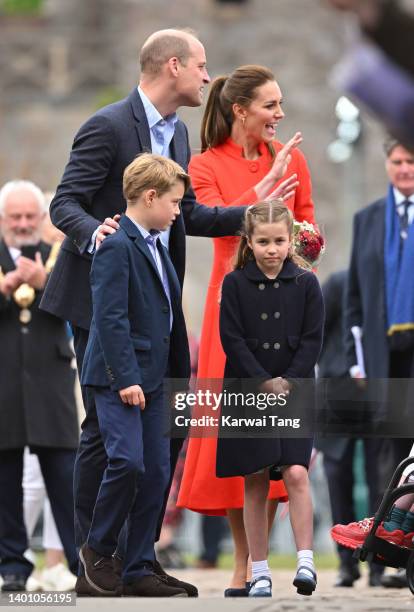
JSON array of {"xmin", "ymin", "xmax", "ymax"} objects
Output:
[{"xmin": 0, "ymin": 0, "xmax": 389, "ymax": 331}]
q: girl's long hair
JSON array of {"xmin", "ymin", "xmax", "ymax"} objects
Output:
[
  {"xmin": 235, "ymin": 200, "xmax": 311, "ymax": 271},
  {"xmin": 200, "ymin": 64, "xmax": 277, "ymax": 156}
]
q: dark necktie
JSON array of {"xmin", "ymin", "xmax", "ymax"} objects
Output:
[{"xmin": 400, "ymin": 200, "xmax": 411, "ymax": 240}]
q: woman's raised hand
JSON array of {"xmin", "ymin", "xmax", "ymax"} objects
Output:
[
  {"xmin": 265, "ymin": 173, "xmax": 299, "ymax": 203},
  {"xmin": 270, "ymin": 131, "xmax": 303, "ymax": 181}
]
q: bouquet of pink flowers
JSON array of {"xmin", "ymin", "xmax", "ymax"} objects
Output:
[{"xmin": 292, "ymin": 220, "xmax": 325, "ymax": 266}]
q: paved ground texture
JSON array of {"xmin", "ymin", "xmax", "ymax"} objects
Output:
[{"xmin": 2, "ymin": 569, "xmax": 414, "ymax": 611}]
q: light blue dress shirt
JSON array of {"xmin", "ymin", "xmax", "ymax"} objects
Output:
[
  {"xmin": 138, "ymin": 86, "xmax": 178, "ymax": 250},
  {"xmin": 89, "ymin": 88, "xmax": 179, "ymax": 253}
]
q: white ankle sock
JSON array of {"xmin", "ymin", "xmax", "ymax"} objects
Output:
[
  {"xmin": 297, "ymin": 550, "xmax": 315, "ymax": 579},
  {"xmin": 251, "ymin": 560, "xmax": 271, "ymax": 586}
]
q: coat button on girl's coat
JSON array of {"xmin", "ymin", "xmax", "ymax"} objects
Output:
[
  {"xmin": 261, "ymin": 313, "xmax": 268, "ymax": 320},
  {"xmin": 263, "ymin": 342, "xmax": 270, "ymax": 349},
  {"xmin": 274, "ymin": 342, "xmax": 281, "ymax": 350},
  {"xmin": 273, "ymin": 281, "xmax": 280, "ymax": 288},
  {"xmin": 258, "ymin": 283, "xmax": 265, "ymax": 290},
  {"xmin": 274, "ymin": 311, "xmax": 280, "ymax": 319}
]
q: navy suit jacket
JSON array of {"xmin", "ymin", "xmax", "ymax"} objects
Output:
[
  {"xmin": 318, "ymin": 270, "xmax": 348, "ymax": 379},
  {"xmin": 81, "ymin": 215, "xmax": 190, "ymax": 393},
  {"xmin": 40, "ymin": 88, "xmax": 244, "ymax": 329},
  {"xmin": 344, "ymin": 198, "xmax": 390, "ymax": 378}
]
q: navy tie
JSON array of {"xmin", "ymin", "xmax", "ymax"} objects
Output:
[{"xmin": 400, "ymin": 200, "xmax": 411, "ymax": 240}]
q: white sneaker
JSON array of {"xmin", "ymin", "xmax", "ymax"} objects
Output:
[
  {"xmin": 40, "ymin": 564, "xmax": 76, "ymax": 591},
  {"xmin": 26, "ymin": 576, "xmax": 42, "ymax": 592}
]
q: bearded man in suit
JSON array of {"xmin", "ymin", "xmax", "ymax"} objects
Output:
[{"xmin": 0, "ymin": 181, "xmax": 78, "ymax": 593}]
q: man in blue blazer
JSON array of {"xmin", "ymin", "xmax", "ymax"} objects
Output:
[
  {"xmin": 39, "ymin": 29, "xmax": 244, "ymax": 596},
  {"xmin": 80, "ymin": 154, "xmax": 192, "ymax": 596}
]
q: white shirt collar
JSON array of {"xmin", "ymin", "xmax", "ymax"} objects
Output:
[
  {"xmin": 393, "ymin": 187, "xmax": 414, "ymax": 225},
  {"xmin": 127, "ymin": 216, "xmax": 160, "ymax": 242},
  {"xmin": 393, "ymin": 187, "xmax": 414, "ymax": 206},
  {"xmin": 8, "ymin": 246, "xmax": 21, "ymax": 264},
  {"xmin": 137, "ymin": 86, "xmax": 178, "ymax": 130}
]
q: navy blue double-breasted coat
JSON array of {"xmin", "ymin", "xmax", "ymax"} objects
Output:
[{"xmin": 217, "ymin": 258, "xmax": 324, "ymax": 478}]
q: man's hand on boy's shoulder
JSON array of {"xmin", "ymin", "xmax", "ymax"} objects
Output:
[
  {"xmin": 96, "ymin": 213, "xmax": 121, "ymax": 250},
  {"xmin": 119, "ymin": 384, "xmax": 146, "ymax": 410}
]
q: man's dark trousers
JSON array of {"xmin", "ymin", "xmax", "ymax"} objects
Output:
[
  {"xmin": 72, "ymin": 327, "xmax": 184, "ymax": 556},
  {"xmin": 86, "ymin": 384, "xmax": 169, "ymax": 581},
  {"xmin": 0, "ymin": 448, "xmax": 78, "ymax": 578},
  {"xmin": 323, "ymin": 438, "xmax": 383, "ymax": 571}
]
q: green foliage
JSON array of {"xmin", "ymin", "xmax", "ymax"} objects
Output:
[
  {"xmin": 1, "ymin": 0, "xmax": 43, "ymax": 15},
  {"xmin": 94, "ymin": 87, "xmax": 127, "ymax": 111}
]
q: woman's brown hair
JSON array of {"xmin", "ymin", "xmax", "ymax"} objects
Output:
[
  {"xmin": 200, "ymin": 64, "xmax": 277, "ymax": 154},
  {"xmin": 235, "ymin": 200, "xmax": 311, "ymax": 271}
]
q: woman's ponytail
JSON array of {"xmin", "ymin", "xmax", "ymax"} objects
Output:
[{"xmin": 200, "ymin": 76, "xmax": 231, "ymax": 152}]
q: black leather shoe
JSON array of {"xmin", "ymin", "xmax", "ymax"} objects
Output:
[
  {"xmin": 381, "ymin": 569, "xmax": 408, "ymax": 588},
  {"xmin": 293, "ymin": 567, "xmax": 317, "ymax": 596},
  {"xmin": 224, "ymin": 587, "xmax": 248, "ymax": 597},
  {"xmin": 334, "ymin": 565, "xmax": 360, "ymax": 587},
  {"xmin": 122, "ymin": 574, "xmax": 187, "ymax": 597},
  {"xmin": 368, "ymin": 571, "xmax": 384, "ymax": 587},
  {"xmin": 1, "ymin": 575, "xmax": 26, "ymax": 592},
  {"xmin": 153, "ymin": 559, "xmax": 198, "ymax": 597},
  {"xmin": 79, "ymin": 543, "xmax": 122, "ymax": 596}
]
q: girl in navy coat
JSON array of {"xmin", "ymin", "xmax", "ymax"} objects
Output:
[{"xmin": 218, "ymin": 201, "xmax": 324, "ymax": 597}]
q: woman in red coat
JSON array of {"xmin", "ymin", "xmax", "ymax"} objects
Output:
[{"xmin": 177, "ymin": 65, "xmax": 316, "ymax": 593}]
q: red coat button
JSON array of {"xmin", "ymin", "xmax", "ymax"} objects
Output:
[{"xmin": 249, "ymin": 162, "xmax": 259, "ymax": 173}]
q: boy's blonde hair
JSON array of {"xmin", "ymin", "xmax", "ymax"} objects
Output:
[{"xmin": 123, "ymin": 153, "xmax": 190, "ymax": 204}]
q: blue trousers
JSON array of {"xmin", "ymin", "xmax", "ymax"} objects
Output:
[
  {"xmin": 87, "ymin": 385, "xmax": 170, "ymax": 582},
  {"xmin": 0, "ymin": 447, "xmax": 77, "ymax": 578},
  {"xmin": 72, "ymin": 327, "xmax": 184, "ymax": 569}
]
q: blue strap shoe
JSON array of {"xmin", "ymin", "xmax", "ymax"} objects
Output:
[
  {"xmin": 248, "ymin": 575, "xmax": 272, "ymax": 597},
  {"xmin": 293, "ymin": 566, "xmax": 317, "ymax": 596},
  {"xmin": 224, "ymin": 587, "xmax": 248, "ymax": 597}
]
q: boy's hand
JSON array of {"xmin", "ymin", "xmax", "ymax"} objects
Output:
[{"xmin": 119, "ymin": 385, "xmax": 145, "ymax": 409}]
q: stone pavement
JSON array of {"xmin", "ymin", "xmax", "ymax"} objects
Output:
[{"xmin": 3, "ymin": 568, "xmax": 414, "ymax": 611}]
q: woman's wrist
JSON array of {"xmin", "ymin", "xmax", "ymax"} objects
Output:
[{"xmin": 254, "ymin": 172, "xmax": 276, "ymax": 200}]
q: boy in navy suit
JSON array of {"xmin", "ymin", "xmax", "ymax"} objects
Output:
[{"xmin": 80, "ymin": 153, "xmax": 191, "ymax": 597}]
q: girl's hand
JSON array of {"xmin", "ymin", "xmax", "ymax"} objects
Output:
[
  {"xmin": 119, "ymin": 384, "xmax": 146, "ymax": 409},
  {"xmin": 260, "ymin": 377, "xmax": 290, "ymax": 396},
  {"xmin": 265, "ymin": 173, "xmax": 299, "ymax": 203},
  {"xmin": 270, "ymin": 132, "xmax": 303, "ymax": 182}
]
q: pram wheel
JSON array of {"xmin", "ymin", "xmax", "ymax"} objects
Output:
[{"xmin": 406, "ymin": 551, "xmax": 414, "ymax": 595}]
